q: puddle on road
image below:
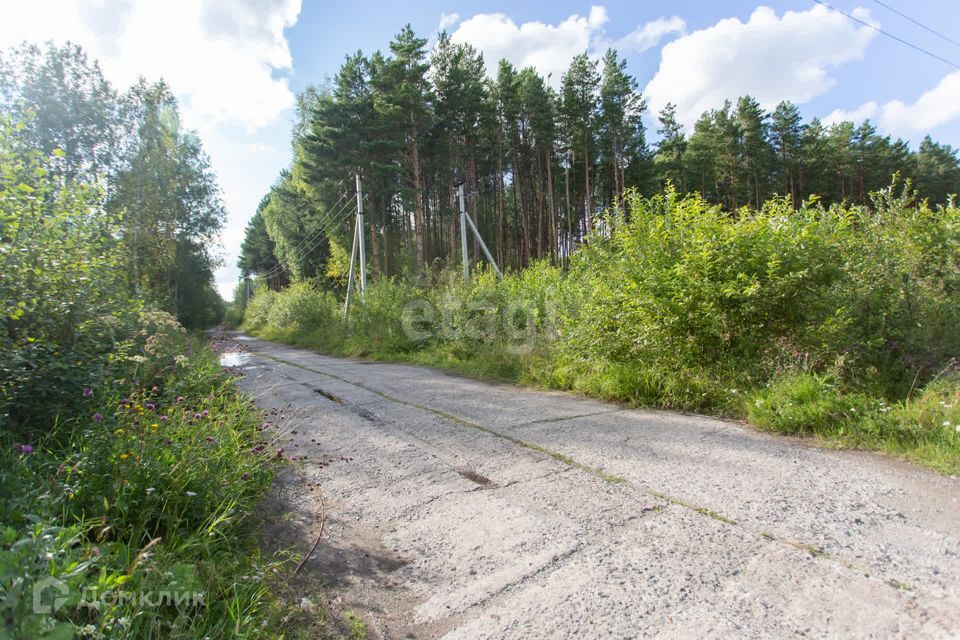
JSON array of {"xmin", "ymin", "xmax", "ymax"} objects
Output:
[
  {"xmin": 232, "ymin": 335, "xmax": 256, "ymax": 341},
  {"xmin": 220, "ymin": 351, "xmax": 252, "ymax": 367}
]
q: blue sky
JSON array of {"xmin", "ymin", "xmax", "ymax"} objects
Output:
[{"xmin": 5, "ymin": 1, "xmax": 960, "ymax": 297}]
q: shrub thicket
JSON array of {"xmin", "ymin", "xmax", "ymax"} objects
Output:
[
  {"xmin": 243, "ymin": 186, "xmax": 960, "ymax": 472},
  {"xmin": 0, "ymin": 118, "xmax": 282, "ymax": 637}
]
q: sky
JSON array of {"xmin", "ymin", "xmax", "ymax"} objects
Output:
[{"xmin": 4, "ymin": 0, "xmax": 960, "ymax": 298}]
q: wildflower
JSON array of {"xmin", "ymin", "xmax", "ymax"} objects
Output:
[
  {"xmin": 150, "ymin": 423, "xmax": 159, "ymax": 430},
  {"xmin": 146, "ymin": 487, "xmax": 156, "ymax": 494},
  {"xmin": 160, "ymin": 415, "xmax": 168, "ymax": 422},
  {"xmin": 944, "ymin": 421, "xmax": 952, "ymax": 427},
  {"xmin": 185, "ymin": 491, "xmax": 197, "ymax": 497},
  {"xmin": 146, "ymin": 403, "xmax": 156, "ymax": 411},
  {"xmin": 119, "ymin": 453, "xmax": 130, "ymax": 460},
  {"xmin": 202, "ymin": 410, "xmax": 209, "ymax": 417},
  {"xmin": 193, "ymin": 413, "xmax": 202, "ymax": 420},
  {"xmin": 20, "ymin": 444, "xmax": 33, "ymax": 455},
  {"xmin": 175, "ymin": 396, "xmax": 184, "ymax": 403},
  {"xmin": 205, "ymin": 436, "xmax": 216, "ymax": 444},
  {"xmin": 82, "ymin": 387, "xmax": 93, "ymax": 397},
  {"xmin": 956, "ymin": 425, "xmax": 960, "ymax": 433},
  {"xmin": 242, "ymin": 472, "xmax": 251, "ymax": 480},
  {"xmin": 93, "ymin": 413, "xmax": 103, "ymax": 423}
]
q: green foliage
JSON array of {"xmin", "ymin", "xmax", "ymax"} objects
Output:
[
  {"xmin": 246, "ymin": 187, "xmax": 960, "ymax": 473},
  {"xmin": 1, "ymin": 43, "xmax": 226, "ymax": 330},
  {"xmin": 0, "ymin": 344, "xmax": 280, "ymax": 639},
  {"xmin": 0, "ymin": 116, "xmax": 135, "ymax": 429}
]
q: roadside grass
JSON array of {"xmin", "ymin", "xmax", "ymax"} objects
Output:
[
  {"xmin": 0, "ymin": 339, "xmax": 293, "ymax": 639},
  {"xmin": 239, "ymin": 187, "xmax": 960, "ymax": 476}
]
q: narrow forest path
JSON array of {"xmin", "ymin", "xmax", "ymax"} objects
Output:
[{"xmin": 228, "ymin": 333, "xmax": 960, "ymax": 639}]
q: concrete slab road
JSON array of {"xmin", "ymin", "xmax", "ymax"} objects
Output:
[{"xmin": 228, "ymin": 333, "xmax": 960, "ymax": 639}]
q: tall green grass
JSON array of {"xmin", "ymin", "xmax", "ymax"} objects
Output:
[
  {"xmin": 243, "ymin": 186, "xmax": 960, "ymax": 473},
  {"xmin": 1, "ymin": 323, "xmax": 287, "ymax": 639}
]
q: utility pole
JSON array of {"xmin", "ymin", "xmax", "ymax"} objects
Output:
[
  {"xmin": 458, "ymin": 183, "xmax": 502, "ymax": 282},
  {"xmin": 458, "ymin": 184, "xmax": 469, "ymax": 282},
  {"xmin": 356, "ymin": 172, "xmax": 366, "ymax": 299},
  {"xmin": 344, "ymin": 172, "xmax": 366, "ymax": 322}
]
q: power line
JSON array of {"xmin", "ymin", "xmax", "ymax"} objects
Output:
[
  {"xmin": 869, "ymin": 0, "xmax": 960, "ymax": 51},
  {"xmin": 254, "ymin": 193, "xmax": 353, "ymax": 279},
  {"xmin": 813, "ymin": 0, "xmax": 960, "ymax": 71},
  {"xmin": 255, "ymin": 195, "xmax": 357, "ymax": 280}
]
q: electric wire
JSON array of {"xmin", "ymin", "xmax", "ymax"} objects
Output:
[
  {"xmin": 813, "ymin": 0, "xmax": 960, "ymax": 71},
  {"xmin": 869, "ymin": 0, "xmax": 960, "ymax": 50},
  {"xmin": 254, "ymin": 194, "xmax": 357, "ymax": 281}
]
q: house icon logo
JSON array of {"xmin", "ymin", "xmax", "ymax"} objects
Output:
[{"xmin": 32, "ymin": 576, "xmax": 69, "ymax": 614}]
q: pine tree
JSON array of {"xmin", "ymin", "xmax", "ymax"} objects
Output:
[
  {"xmin": 654, "ymin": 103, "xmax": 686, "ymax": 192},
  {"xmin": 770, "ymin": 101, "xmax": 803, "ymax": 207},
  {"xmin": 560, "ymin": 53, "xmax": 600, "ymax": 236}
]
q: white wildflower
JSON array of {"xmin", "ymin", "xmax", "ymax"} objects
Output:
[{"xmin": 185, "ymin": 491, "xmax": 197, "ymax": 497}]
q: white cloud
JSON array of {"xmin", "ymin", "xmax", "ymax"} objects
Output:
[
  {"xmin": 0, "ymin": 0, "xmax": 300, "ymax": 132},
  {"xmin": 612, "ymin": 16, "xmax": 685, "ymax": 54},
  {"xmin": 0, "ymin": 0, "xmax": 303, "ymax": 298},
  {"xmin": 644, "ymin": 5, "xmax": 877, "ymax": 127},
  {"xmin": 824, "ymin": 71, "xmax": 960, "ymax": 138},
  {"xmin": 438, "ymin": 12, "xmax": 460, "ymax": 32},
  {"xmin": 449, "ymin": 5, "xmax": 609, "ymax": 83},
  {"xmin": 823, "ymin": 102, "xmax": 879, "ymax": 127}
]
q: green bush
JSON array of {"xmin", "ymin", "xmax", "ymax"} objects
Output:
[
  {"xmin": 0, "ymin": 343, "xmax": 279, "ymax": 639},
  {"xmin": 243, "ymin": 185, "xmax": 960, "ymax": 472}
]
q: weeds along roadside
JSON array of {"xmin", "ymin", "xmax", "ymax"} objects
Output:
[
  {"xmin": 238, "ymin": 186, "xmax": 960, "ymax": 475},
  {"xmin": 0, "ymin": 315, "xmax": 297, "ymax": 639}
]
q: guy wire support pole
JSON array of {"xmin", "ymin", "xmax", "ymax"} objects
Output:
[
  {"xmin": 458, "ymin": 183, "xmax": 469, "ymax": 283},
  {"xmin": 343, "ymin": 210, "xmax": 358, "ymax": 322},
  {"xmin": 356, "ymin": 171, "xmax": 366, "ymax": 300},
  {"xmin": 463, "ymin": 198, "xmax": 502, "ymax": 278}
]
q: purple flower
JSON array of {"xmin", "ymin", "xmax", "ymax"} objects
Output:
[
  {"xmin": 201, "ymin": 410, "xmax": 209, "ymax": 417},
  {"xmin": 20, "ymin": 444, "xmax": 33, "ymax": 455},
  {"xmin": 205, "ymin": 436, "xmax": 216, "ymax": 444},
  {"xmin": 160, "ymin": 415, "xmax": 168, "ymax": 422},
  {"xmin": 193, "ymin": 413, "xmax": 202, "ymax": 420},
  {"xmin": 175, "ymin": 396, "xmax": 184, "ymax": 404},
  {"xmin": 241, "ymin": 472, "xmax": 251, "ymax": 480},
  {"xmin": 82, "ymin": 387, "xmax": 93, "ymax": 397},
  {"xmin": 93, "ymin": 413, "xmax": 103, "ymax": 423},
  {"xmin": 146, "ymin": 403, "xmax": 156, "ymax": 411}
]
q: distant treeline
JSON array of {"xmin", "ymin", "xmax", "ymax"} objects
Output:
[
  {"xmin": 0, "ymin": 43, "xmax": 225, "ymax": 328},
  {"xmin": 242, "ymin": 25, "xmax": 960, "ymax": 284}
]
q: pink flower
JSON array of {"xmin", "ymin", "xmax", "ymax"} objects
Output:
[
  {"xmin": 82, "ymin": 387, "xmax": 93, "ymax": 397},
  {"xmin": 93, "ymin": 413, "xmax": 103, "ymax": 423}
]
